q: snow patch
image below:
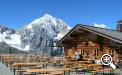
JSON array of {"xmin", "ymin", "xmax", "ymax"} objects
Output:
[
  {"xmin": 67, "ymin": 26, "xmax": 72, "ymax": 30},
  {"xmin": 9, "ymin": 44, "xmax": 30, "ymax": 51},
  {"xmin": 0, "ymin": 32, "xmax": 7, "ymax": 42},
  {"xmin": 5, "ymin": 34, "xmax": 21, "ymax": 45},
  {"xmin": 25, "ymin": 24, "xmax": 32, "ymax": 29},
  {"xmin": 24, "ymin": 45, "xmax": 30, "ymax": 51},
  {"xmin": 4, "ymin": 33, "xmax": 30, "ymax": 51},
  {"xmin": 54, "ymin": 33, "xmax": 63, "ymax": 40},
  {"xmin": 92, "ymin": 23, "xmax": 109, "ymax": 29}
]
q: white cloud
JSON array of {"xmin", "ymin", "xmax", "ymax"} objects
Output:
[{"xmin": 92, "ymin": 23, "xmax": 109, "ymax": 29}]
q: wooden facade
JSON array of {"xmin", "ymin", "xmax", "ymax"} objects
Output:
[{"xmin": 58, "ymin": 24, "xmax": 122, "ymax": 68}]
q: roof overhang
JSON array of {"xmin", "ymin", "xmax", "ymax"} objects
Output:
[{"xmin": 57, "ymin": 24, "xmax": 122, "ymax": 47}]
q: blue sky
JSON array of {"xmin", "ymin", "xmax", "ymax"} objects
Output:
[{"xmin": 0, "ymin": 0, "xmax": 122, "ymax": 29}]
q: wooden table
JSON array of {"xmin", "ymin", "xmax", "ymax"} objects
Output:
[
  {"xmin": 78, "ymin": 60, "xmax": 91, "ymax": 64},
  {"xmin": 56, "ymin": 68, "xmax": 71, "ymax": 71},
  {"xmin": 26, "ymin": 69, "xmax": 54, "ymax": 73},
  {"xmin": 91, "ymin": 69, "xmax": 114, "ymax": 74},
  {"xmin": 16, "ymin": 69, "xmax": 55, "ymax": 75},
  {"xmin": 86, "ymin": 64, "xmax": 103, "ymax": 70},
  {"xmin": 56, "ymin": 59, "xmax": 64, "ymax": 64},
  {"xmin": 26, "ymin": 68, "xmax": 71, "ymax": 75},
  {"xmin": 13, "ymin": 62, "xmax": 48, "ymax": 75},
  {"xmin": 16, "ymin": 68, "xmax": 71, "ymax": 75},
  {"xmin": 13, "ymin": 62, "xmax": 48, "ymax": 68},
  {"xmin": 86, "ymin": 64, "xmax": 103, "ymax": 67},
  {"xmin": 67, "ymin": 59, "xmax": 77, "ymax": 61},
  {"xmin": 56, "ymin": 68, "xmax": 71, "ymax": 75}
]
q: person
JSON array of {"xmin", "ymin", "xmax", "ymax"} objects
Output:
[
  {"xmin": 79, "ymin": 54, "xmax": 83, "ymax": 60},
  {"xmin": 112, "ymin": 57, "xmax": 119, "ymax": 68},
  {"xmin": 94, "ymin": 57, "xmax": 102, "ymax": 64},
  {"xmin": 91, "ymin": 55, "xmax": 96, "ymax": 64},
  {"xmin": 75, "ymin": 52, "xmax": 81, "ymax": 61}
]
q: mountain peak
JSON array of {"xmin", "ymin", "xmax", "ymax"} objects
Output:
[
  {"xmin": 0, "ymin": 14, "xmax": 71, "ymax": 53},
  {"xmin": 0, "ymin": 25, "xmax": 15, "ymax": 34},
  {"xmin": 26, "ymin": 14, "xmax": 63, "ymax": 29},
  {"xmin": 42, "ymin": 14, "xmax": 54, "ymax": 19},
  {"xmin": 40, "ymin": 14, "xmax": 57, "ymax": 22}
]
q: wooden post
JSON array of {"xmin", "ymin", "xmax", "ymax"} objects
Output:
[
  {"xmin": 114, "ymin": 47, "xmax": 122, "ymax": 69},
  {"xmin": 118, "ymin": 53, "xmax": 122, "ymax": 69}
]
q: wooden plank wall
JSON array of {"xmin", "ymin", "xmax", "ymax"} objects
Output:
[{"xmin": 64, "ymin": 41, "xmax": 118, "ymax": 61}]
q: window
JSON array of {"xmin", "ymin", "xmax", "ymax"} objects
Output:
[
  {"xmin": 109, "ymin": 50, "xmax": 115, "ymax": 57},
  {"xmin": 94, "ymin": 49, "xmax": 98, "ymax": 56},
  {"xmin": 81, "ymin": 49, "xmax": 84, "ymax": 56}
]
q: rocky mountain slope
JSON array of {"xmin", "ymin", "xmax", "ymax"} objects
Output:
[{"xmin": 0, "ymin": 14, "xmax": 71, "ymax": 55}]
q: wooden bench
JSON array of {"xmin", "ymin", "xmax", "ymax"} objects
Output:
[
  {"xmin": 16, "ymin": 70, "xmax": 29, "ymax": 75},
  {"xmin": 16, "ymin": 70, "xmax": 27, "ymax": 72},
  {"xmin": 37, "ymin": 74, "xmax": 54, "ymax": 75},
  {"xmin": 37, "ymin": 74, "xmax": 63, "ymax": 75},
  {"xmin": 16, "ymin": 68, "xmax": 70, "ymax": 75},
  {"xmin": 16, "ymin": 70, "xmax": 64, "ymax": 75},
  {"xmin": 50, "ymin": 71, "xmax": 64, "ymax": 75},
  {"xmin": 38, "ymin": 71, "xmax": 64, "ymax": 75},
  {"xmin": 38, "ymin": 74, "xmax": 63, "ymax": 75},
  {"xmin": 91, "ymin": 69, "xmax": 114, "ymax": 74}
]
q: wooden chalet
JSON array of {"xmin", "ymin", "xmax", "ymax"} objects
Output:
[{"xmin": 58, "ymin": 24, "xmax": 122, "ymax": 68}]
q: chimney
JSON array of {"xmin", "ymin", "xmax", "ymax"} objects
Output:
[{"xmin": 117, "ymin": 20, "xmax": 122, "ymax": 32}]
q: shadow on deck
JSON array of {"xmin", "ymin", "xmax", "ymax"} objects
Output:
[{"xmin": 0, "ymin": 62, "xmax": 13, "ymax": 75}]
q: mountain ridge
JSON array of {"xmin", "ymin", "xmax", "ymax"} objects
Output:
[{"xmin": 0, "ymin": 14, "xmax": 71, "ymax": 55}]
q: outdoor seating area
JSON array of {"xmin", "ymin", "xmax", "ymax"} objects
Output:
[{"xmin": 0, "ymin": 54, "xmax": 115, "ymax": 75}]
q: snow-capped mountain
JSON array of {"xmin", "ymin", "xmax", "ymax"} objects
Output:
[
  {"xmin": 0, "ymin": 14, "xmax": 71, "ymax": 55},
  {"xmin": 0, "ymin": 25, "xmax": 29, "ymax": 51},
  {"xmin": 0, "ymin": 26, "xmax": 26, "ymax": 53},
  {"xmin": 0, "ymin": 25, "xmax": 15, "ymax": 42},
  {"xmin": 19, "ymin": 14, "xmax": 71, "ymax": 55}
]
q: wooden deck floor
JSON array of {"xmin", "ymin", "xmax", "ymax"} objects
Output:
[{"xmin": 0, "ymin": 62, "xmax": 13, "ymax": 75}]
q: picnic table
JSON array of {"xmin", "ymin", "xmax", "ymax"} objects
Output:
[
  {"xmin": 86, "ymin": 64, "xmax": 103, "ymax": 70},
  {"xmin": 16, "ymin": 68, "xmax": 71, "ymax": 75},
  {"xmin": 78, "ymin": 60, "xmax": 91, "ymax": 64},
  {"xmin": 56, "ymin": 68, "xmax": 71, "ymax": 75},
  {"xmin": 16, "ymin": 69, "xmax": 54, "ymax": 75},
  {"xmin": 13, "ymin": 62, "xmax": 48, "ymax": 68},
  {"xmin": 91, "ymin": 69, "xmax": 114, "ymax": 74},
  {"xmin": 13, "ymin": 62, "xmax": 48, "ymax": 75}
]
